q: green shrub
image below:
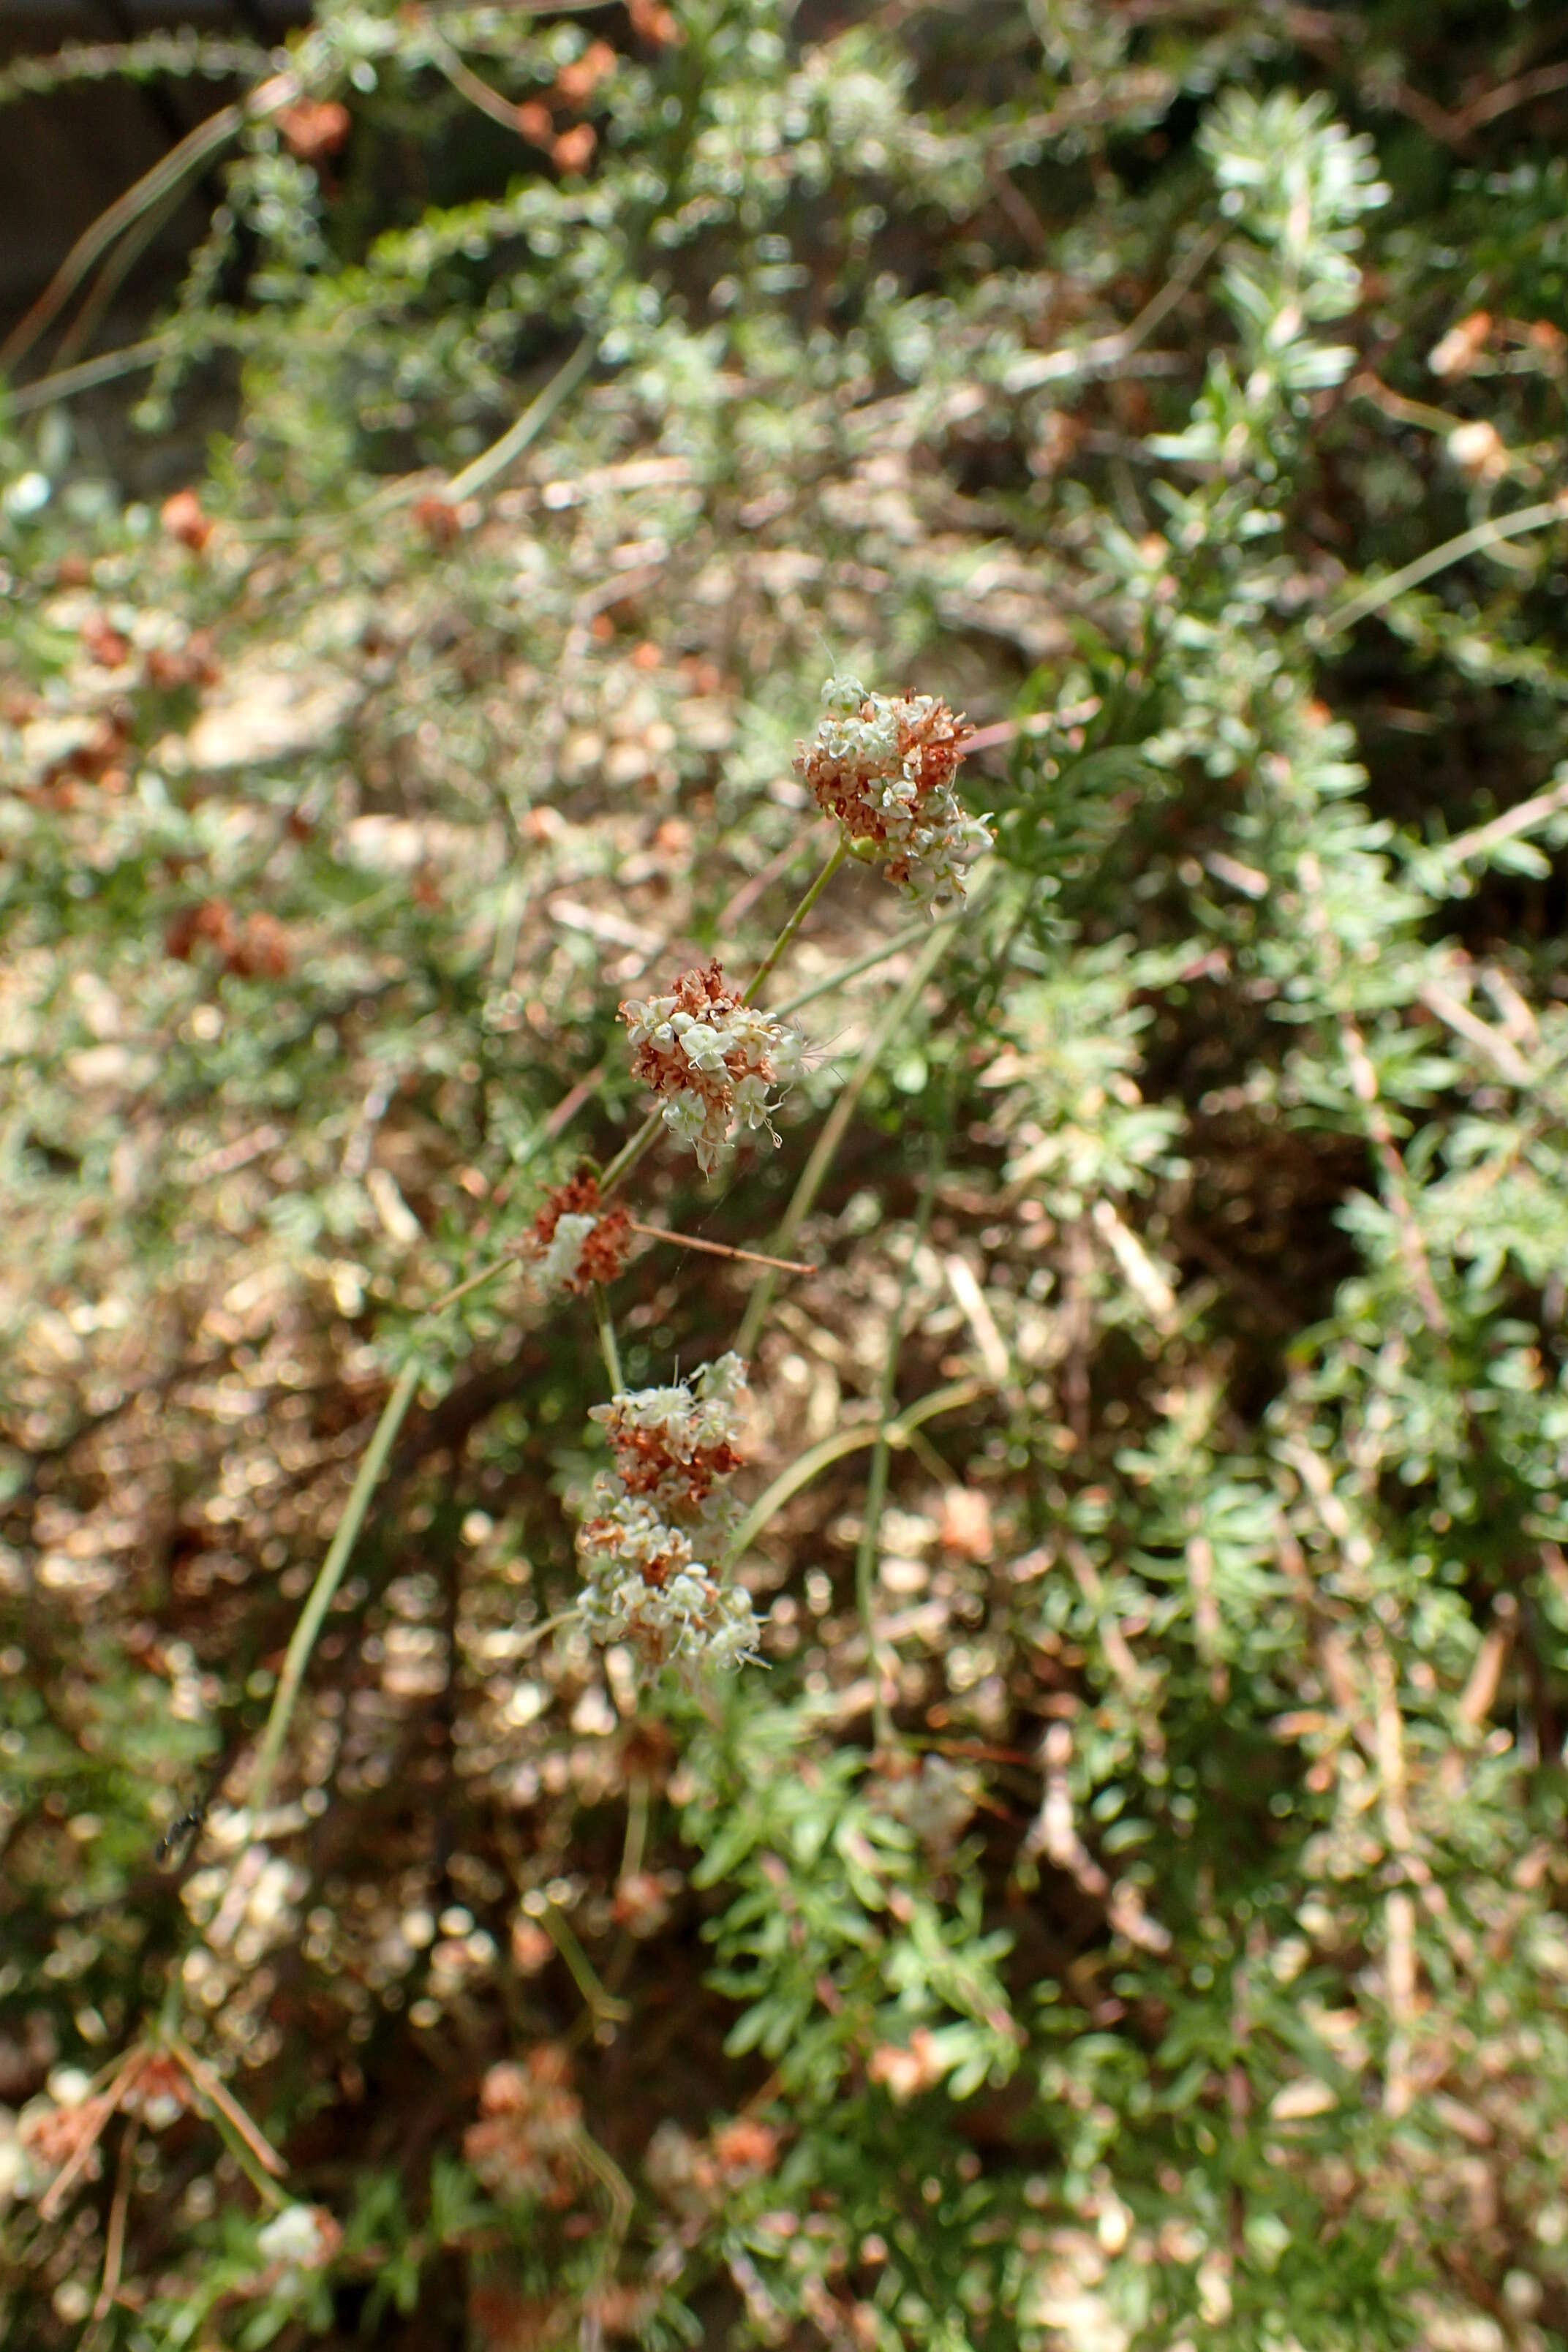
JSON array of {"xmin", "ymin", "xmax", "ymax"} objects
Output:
[{"xmin": 3, "ymin": 4, "xmax": 1568, "ymax": 2346}]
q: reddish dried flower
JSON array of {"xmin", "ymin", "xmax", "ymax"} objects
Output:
[
  {"xmin": 524, "ymin": 1172, "xmax": 632, "ymax": 1294},
  {"xmin": 166, "ymin": 899, "xmax": 238, "ymax": 962},
  {"xmin": 576, "ymin": 1356, "xmax": 760, "ymax": 1676},
  {"xmin": 276, "ymin": 99, "xmax": 351, "ymax": 165},
  {"xmin": 515, "ymin": 99, "xmax": 554, "ymax": 146},
  {"xmin": 866, "ymin": 2027, "xmax": 946, "ymax": 2101},
  {"xmin": 80, "ymin": 614, "xmax": 130, "ymax": 668},
  {"xmin": 593, "ymin": 1368, "xmax": 745, "ymax": 1515},
  {"xmin": 1428, "ymin": 308, "xmax": 1491, "ymax": 380},
  {"xmin": 20, "ymin": 2094, "xmax": 111, "ymax": 2177},
  {"xmin": 164, "ymin": 902, "xmax": 291, "ymax": 979},
  {"xmin": 554, "ymin": 39, "xmax": 617, "ymax": 105},
  {"xmin": 144, "ymin": 631, "xmax": 219, "ymax": 693},
  {"xmin": 551, "ymin": 123, "xmax": 598, "ymax": 174},
  {"xmin": 937, "ymin": 1484, "xmax": 994, "ymax": 1561},
  {"xmin": 412, "ymin": 495, "xmax": 463, "ymax": 548},
  {"xmin": 627, "ymin": 0, "xmax": 680, "ymax": 44},
  {"xmin": 47, "ymin": 710, "xmax": 130, "ymax": 794},
  {"xmin": 465, "ymin": 2050, "xmax": 583, "ymax": 2204},
  {"xmin": 160, "ymin": 489, "xmax": 214, "ymax": 551},
  {"xmin": 510, "ymin": 1918, "xmax": 554, "ymax": 1975},
  {"xmin": 120, "ymin": 2051, "xmax": 193, "ymax": 2126},
  {"xmin": 611, "ymin": 1869, "xmax": 672, "ymax": 1937},
  {"xmin": 227, "ymin": 913, "xmax": 292, "ymax": 980},
  {"xmin": 711, "ymin": 2117, "xmax": 780, "ymax": 2176}
]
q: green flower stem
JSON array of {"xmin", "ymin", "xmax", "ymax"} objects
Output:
[
  {"xmin": 5, "ymin": 333, "xmax": 168, "ymax": 415},
  {"xmin": 1315, "ymin": 495, "xmax": 1566, "ymax": 641},
  {"xmin": 856, "ymin": 1128, "xmax": 947, "ymax": 1749},
  {"xmin": 620, "ymin": 1772, "xmax": 650, "ymax": 1884},
  {"xmin": 244, "ymin": 1354, "xmax": 422, "ymax": 1837},
  {"xmin": 592, "ymin": 1284, "xmax": 624, "ymax": 1393},
  {"xmin": 772, "ymin": 904, "xmax": 966, "ymax": 1021},
  {"xmin": 744, "ymin": 837, "xmax": 848, "ymax": 1004},
  {"xmin": 202, "ymin": 2100, "xmax": 290, "ymax": 2211},
  {"xmin": 539, "ymin": 1901, "xmax": 630, "ymax": 2024},
  {"xmin": 598, "ymin": 1105, "xmax": 664, "ymax": 1199},
  {"xmin": 444, "ymin": 335, "xmax": 598, "ymax": 504},
  {"xmin": 734, "ymin": 919, "xmax": 958, "ymax": 1362},
  {"xmin": 723, "ymin": 1378, "xmax": 982, "ymax": 1565}
]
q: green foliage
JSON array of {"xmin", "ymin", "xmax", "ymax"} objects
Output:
[{"xmin": 3, "ymin": 2, "xmax": 1568, "ymax": 2348}]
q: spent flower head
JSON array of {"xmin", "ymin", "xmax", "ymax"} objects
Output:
[
  {"xmin": 521, "ymin": 1172, "xmax": 632, "ymax": 1294},
  {"xmin": 575, "ymin": 1353, "xmax": 760, "ymax": 1678},
  {"xmin": 794, "ymin": 675, "xmax": 990, "ymax": 910},
  {"xmin": 620, "ymin": 962, "xmax": 800, "ymax": 1177}
]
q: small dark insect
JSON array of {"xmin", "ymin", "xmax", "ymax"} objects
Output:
[{"xmin": 154, "ymin": 1789, "xmax": 215, "ymax": 1869}]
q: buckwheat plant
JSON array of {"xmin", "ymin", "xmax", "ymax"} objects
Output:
[{"xmin": 794, "ymin": 676, "xmax": 992, "ymax": 911}]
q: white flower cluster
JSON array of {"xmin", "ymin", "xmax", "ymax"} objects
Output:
[
  {"xmin": 540, "ymin": 1212, "xmax": 598, "ymax": 1289},
  {"xmin": 257, "ymin": 2202, "xmax": 339, "ymax": 2273},
  {"xmin": 620, "ymin": 962, "xmax": 801, "ymax": 1177},
  {"xmin": 794, "ymin": 675, "xmax": 992, "ymax": 911},
  {"xmin": 519, "ymin": 1174, "xmax": 631, "ymax": 1296},
  {"xmin": 575, "ymin": 1353, "xmax": 761, "ymax": 1678}
]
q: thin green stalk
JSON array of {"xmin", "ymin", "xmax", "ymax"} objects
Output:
[
  {"xmin": 4, "ymin": 335, "xmax": 167, "ymax": 414},
  {"xmin": 539, "ymin": 1901, "xmax": 630, "ymax": 2024},
  {"xmin": 445, "ymin": 336, "xmax": 598, "ymax": 503},
  {"xmin": 516, "ymin": 1607, "xmax": 580, "ymax": 1659},
  {"xmin": 620, "ymin": 1773, "xmax": 649, "ymax": 1885},
  {"xmin": 856, "ymin": 1120, "xmax": 949, "ymax": 1748},
  {"xmin": 245, "ymin": 1354, "xmax": 422, "ymax": 1833},
  {"xmin": 723, "ymin": 1378, "xmax": 982, "ymax": 1564},
  {"xmin": 592, "ymin": 1284, "xmax": 623, "ymax": 1393},
  {"xmin": 0, "ymin": 80, "xmax": 268, "ymax": 372},
  {"xmin": 772, "ymin": 904, "xmax": 965, "ymax": 1022},
  {"xmin": 1314, "ymin": 496, "xmax": 1566, "ymax": 641},
  {"xmin": 744, "ymin": 839, "xmax": 848, "ymax": 1004},
  {"xmin": 197, "ymin": 2098, "xmax": 290, "ymax": 2212},
  {"xmin": 598, "ymin": 1105, "xmax": 663, "ymax": 1198},
  {"xmin": 735, "ymin": 920, "xmax": 957, "ymax": 1361}
]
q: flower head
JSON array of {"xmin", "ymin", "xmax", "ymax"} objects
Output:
[
  {"xmin": 257, "ymin": 2202, "xmax": 342, "ymax": 2273},
  {"xmin": 620, "ymin": 963, "xmax": 800, "ymax": 1176},
  {"xmin": 794, "ymin": 676, "xmax": 990, "ymax": 911},
  {"xmin": 464, "ymin": 2050, "xmax": 584, "ymax": 2204},
  {"xmin": 521, "ymin": 1172, "xmax": 631, "ymax": 1294},
  {"xmin": 574, "ymin": 1354, "xmax": 761, "ymax": 1678}
]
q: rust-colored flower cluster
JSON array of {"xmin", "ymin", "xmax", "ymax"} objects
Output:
[
  {"xmin": 645, "ymin": 2113, "xmax": 781, "ymax": 2215},
  {"xmin": 522, "ymin": 1171, "xmax": 632, "ymax": 1294},
  {"xmin": 165, "ymin": 900, "xmax": 293, "ymax": 980},
  {"xmin": 463, "ymin": 2048, "xmax": 584, "ymax": 2206},
  {"xmin": 620, "ymin": 960, "xmax": 800, "ymax": 1176},
  {"xmin": 794, "ymin": 676, "xmax": 991, "ymax": 910},
  {"xmin": 575, "ymin": 1354, "xmax": 760, "ymax": 1676}
]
